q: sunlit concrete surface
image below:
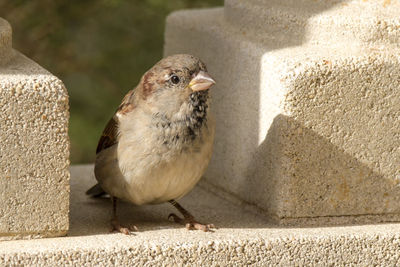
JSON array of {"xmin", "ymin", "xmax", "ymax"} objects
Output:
[{"xmin": 164, "ymin": 0, "xmax": 400, "ymax": 225}]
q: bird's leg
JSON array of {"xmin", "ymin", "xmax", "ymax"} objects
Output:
[
  {"xmin": 168, "ymin": 199, "xmax": 215, "ymax": 232},
  {"xmin": 110, "ymin": 196, "xmax": 137, "ymax": 234}
]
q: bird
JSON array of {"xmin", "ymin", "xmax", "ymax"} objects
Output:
[{"xmin": 86, "ymin": 54, "xmax": 216, "ymax": 233}]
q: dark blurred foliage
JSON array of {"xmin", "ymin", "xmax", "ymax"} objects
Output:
[{"xmin": 0, "ymin": 0, "xmax": 223, "ymax": 163}]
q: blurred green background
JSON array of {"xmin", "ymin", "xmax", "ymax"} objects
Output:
[{"xmin": 0, "ymin": 0, "xmax": 223, "ymax": 163}]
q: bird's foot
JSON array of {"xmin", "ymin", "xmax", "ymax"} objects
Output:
[
  {"xmin": 168, "ymin": 213, "xmax": 215, "ymax": 232},
  {"xmin": 111, "ymin": 219, "xmax": 138, "ymax": 235}
]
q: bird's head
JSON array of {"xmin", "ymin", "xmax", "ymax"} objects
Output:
[{"xmin": 137, "ymin": 54, "xmax": 215, "ymax": 118}]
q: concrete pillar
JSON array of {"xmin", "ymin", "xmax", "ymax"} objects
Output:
[
  {"xmin": 165, "ymin": 0, "xmax": 400, "ymax": 225},
  {"xmin": 0, "ymin": 18, "xmax": 70, "ymax": 240}
]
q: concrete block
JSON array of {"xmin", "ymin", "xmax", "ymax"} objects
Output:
[
  {"xmin": 2, "ymin": 165, "xmax": 400, "ymax": 266},
  {"xmin": 164, "ymin": 0, "xmax": 400, "ymax": 225},
  {"xmin": 0, "ymin": 18, "xmax": 70, "ymax": 240}
]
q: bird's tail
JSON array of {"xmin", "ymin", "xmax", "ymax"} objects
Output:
[{"xmin": 86, "ymin": 183, "xmax": 107, "ymax": 198}]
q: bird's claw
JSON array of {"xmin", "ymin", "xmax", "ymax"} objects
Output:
[
  {"xmin": 111, "ymin": 219, "xmax": 138, "ymax": 235},
  {"xmin": 168, "ymin": 213, "xmax": 216, "ymax": 232}
]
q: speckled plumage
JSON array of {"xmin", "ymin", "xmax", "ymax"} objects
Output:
[{"xmin": 88, "ymin": 54, "xmax": 216, "ymax": 232}]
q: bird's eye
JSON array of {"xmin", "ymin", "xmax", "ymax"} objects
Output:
[{"xmin": 170, "ymin": 75, "xmax": 180, "ymax": 84}]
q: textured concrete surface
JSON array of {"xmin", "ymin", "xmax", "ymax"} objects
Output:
[
  {"xmin": 164, "ymin": 0, "xmax": 400, "ymax": 225},
  {"xmin": 1, "ymin": 165, "xmax": 400, "ymax": 266},
  {"xmin": 0, "ymin": 18, "xmax": 70, "ymax": 240},
  {"xmin": 225, "ymin": 0, "xmax": 400, "ymax": 46}
]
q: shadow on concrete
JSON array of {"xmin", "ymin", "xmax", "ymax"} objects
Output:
[{"xmin": 240, "ymin": 114, "xmax": 400, "ymax": 226}]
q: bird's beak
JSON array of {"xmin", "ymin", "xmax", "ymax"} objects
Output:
[{"xmin": 188, "ymin": 71, "xmax": 216, "ymax": 91}]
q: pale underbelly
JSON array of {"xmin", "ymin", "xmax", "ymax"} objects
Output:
[
  {"xmin": 95, "ymin": 141, "xmax": 212, "ymax": 206},
  {"xmin": 123, "ymin": 154, "xmax": 208, "ymax": 205}
]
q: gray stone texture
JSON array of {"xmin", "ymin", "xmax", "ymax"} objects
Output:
[
  {"xmin": 0, "ymin": 18, "xmax": 70, "ymax": 240},
  {"xmin": 1, "ymin": 165, "xmax": 400, "ymax": 266},
  {"xmin": 164, "ymin": 0, "xmax": 400, "ymax": 224}
]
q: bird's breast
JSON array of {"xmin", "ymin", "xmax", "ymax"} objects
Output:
[{"xmin": 114, "ymin": 113, "xmax": 215, "ymax": 205}]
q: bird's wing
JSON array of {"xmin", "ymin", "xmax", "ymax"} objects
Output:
[
  {"xmin": 88, "ymin": 89, "xmax": 136, "ymax": 198},
  {"xmin": 95, "ymin": 89, "xmax": 135, "ymax": 154}
]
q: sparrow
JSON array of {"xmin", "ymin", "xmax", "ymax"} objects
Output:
[{"xmin": 86, "ymin": 54, "xmax": 216, "ymax": 233}]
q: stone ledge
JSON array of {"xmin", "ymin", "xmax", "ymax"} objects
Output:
[{"xmin": 1, "ymin": 165, "xmax": 400, "ymax": 265}]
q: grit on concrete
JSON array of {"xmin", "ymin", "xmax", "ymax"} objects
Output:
[{"xmin": 1, "ymin": 165, "xmax": 400, "ymax": 265}]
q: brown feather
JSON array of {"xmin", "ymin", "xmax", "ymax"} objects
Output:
[
  {"xmin": 96, "ymin": 116, "xmax": 118, "ymax": 154},
  {"xmin": 142, "ymin": 71, "xmax": 155, "ymax": 99},
  {"xmin": 96, "ymin": 89, "xmax": 136, "ymax": 154},
  {"xmin": 117, "ymin": 89, "xmax": 136, "ymax": 114}
]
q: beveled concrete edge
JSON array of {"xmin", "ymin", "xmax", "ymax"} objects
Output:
[{"xmin": 0, "ymin": 231, "xmax": 68, "ymax": 242}]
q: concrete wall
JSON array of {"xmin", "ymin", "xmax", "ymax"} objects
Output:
[{"xmin": 165, "ymin": 0, "xmax": 400, "ymax": 225}]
